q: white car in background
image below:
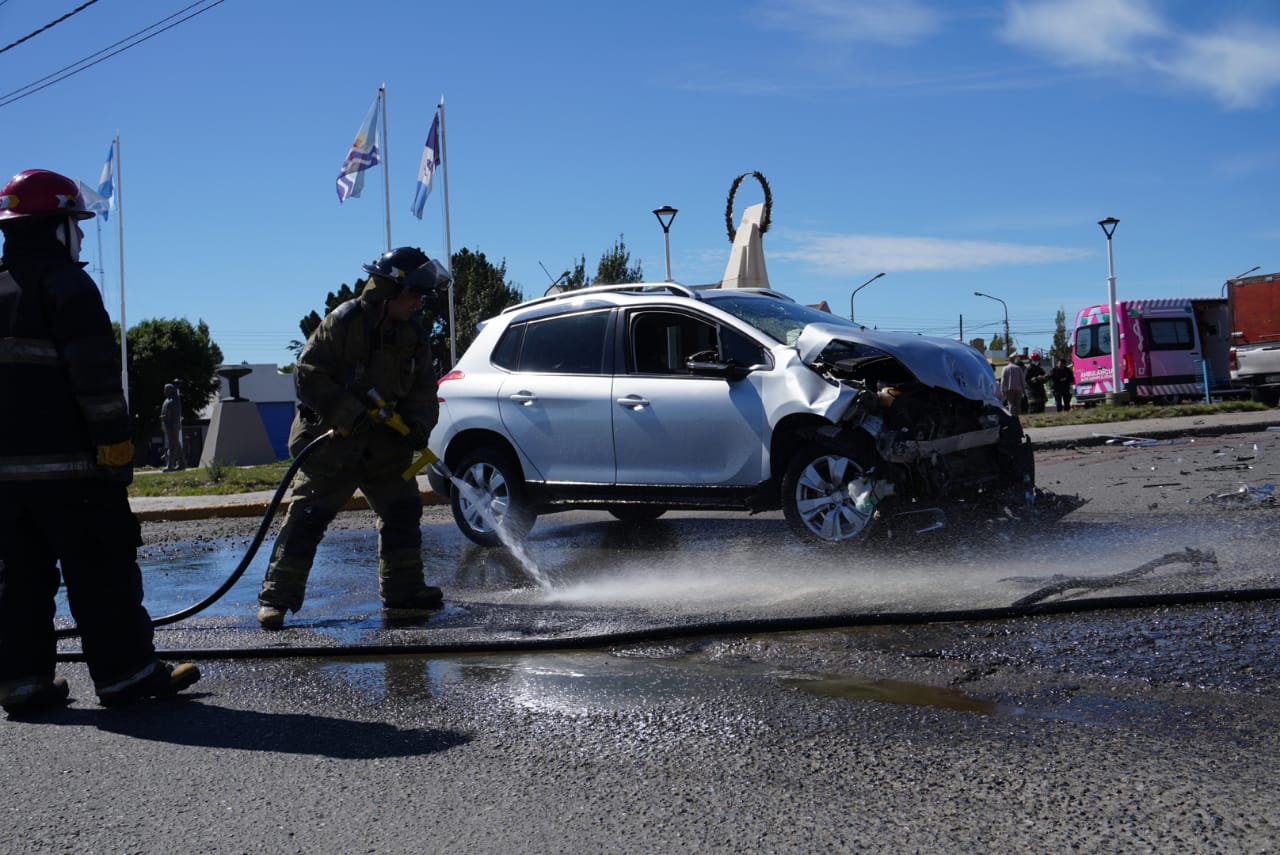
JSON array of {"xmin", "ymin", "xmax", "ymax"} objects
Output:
[{"xmin": 428, "ymin": 283, "xmax": 1035, "ymax": 546}]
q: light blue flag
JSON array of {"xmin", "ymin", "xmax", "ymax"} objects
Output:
[
  {"xmin": 336, "ymin": 93, "xmax": 382, "ymax": 203},
  {"xmin": 410, "ymin": 111, "xmax": 441, "ymax": 220},
  {"xmin": 96, "ymin": 144, "xmax": 114, "ymax": 221}
]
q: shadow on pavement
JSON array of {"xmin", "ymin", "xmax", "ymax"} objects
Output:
[{"xmin": 27, "ymin": 697, "xmax": 471, "ymax": 758}]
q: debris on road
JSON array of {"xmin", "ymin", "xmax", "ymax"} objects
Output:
[
  {"xmin": 1007, "ymin": 547, "xmax": 1220, "ymax": 606},
  {"xmin": 1093, "ymin": 432, "xmax": 1193, "ymax": 448},
  {"xmin": 1190, "ymin": 484, "xmax": 1277, "ymax": 508}
]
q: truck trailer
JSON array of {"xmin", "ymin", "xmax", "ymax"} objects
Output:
[{"xmin": 1227, "ymin": 272, "xmax": 1280, "ymax": 406}]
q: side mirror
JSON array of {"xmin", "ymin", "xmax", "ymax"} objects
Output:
[{"xmin": 686, "ymin": 355, "xmax": 752, "ymax": 381}]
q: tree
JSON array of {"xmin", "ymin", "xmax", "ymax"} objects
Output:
[
  {"xmin": 122, "ymin": 318, "xmax": 223, "ymax": 444},
  {"xmin": 1050, "ymin": 308, "xmax": 1070, "ymax": 363},
  {"xmin": 288, "ymin": 281, "xmax": 362, "ymax": 357},
  {"xmin": 989, "ymin": 333, "xmax": 1006, "ymax": 353},
  {"xmin": 593, "ymin": 234, "xmax": 642, "ymax": 285},
  {"xmin": 557, "ymin": 255, "xmax": 589, "ymax": 291},
  {"xmin": 554, "ymin": 235, "xmax": 642, "ymax": 292},
  {"xmin": 431, "ymin": 248, "xmax": 523, "ymax": 374}
]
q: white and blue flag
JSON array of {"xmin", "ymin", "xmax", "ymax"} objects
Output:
[
  {"xmin": 94, "ymin": 143, "xmax": 115, "ymax": 220},
  {"xmin": 410, "ymin": 111, "xmax": 441, "ymax": 220},
  {"xmin": 336, "ymin": 92, "xmax": 382, "ymax": 203}
]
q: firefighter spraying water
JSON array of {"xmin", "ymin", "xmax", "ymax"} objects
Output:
[{"xmin": 256, "ymin": 247, "xmax": 451, "ymax": 630}]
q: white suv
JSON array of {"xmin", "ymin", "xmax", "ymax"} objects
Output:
[{"xmin": 429, "ymin": 283, "xmax": 1034, "ymax": 546}]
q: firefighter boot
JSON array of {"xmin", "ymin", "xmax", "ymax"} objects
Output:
[
  {"xmin": 379, "ymin": 563, "xmax": 443, "ymax": 611},
  {"xmin": 257, "ymin": 606, "xmax": 287, "ymax": 630},
  {"xmin": 1, "ymin": 676, "xmax": 70, "ymax": 716},
  {"xmin": 258, "ymin": 554, "xmax": 312, "ymax": 630},
  {"xmin": 97, "ymin": 661, "xmax": 200, "ymax": 706}
]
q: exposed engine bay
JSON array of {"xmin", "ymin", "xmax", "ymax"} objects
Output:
[{"xmin": 806, "ymin": 338, "xmax": 1033, "ymax": 505}]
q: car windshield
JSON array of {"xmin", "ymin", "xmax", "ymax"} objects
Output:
[{"xmin": 702, "ymin": 292, "xmax": 857, "ymax": 346}]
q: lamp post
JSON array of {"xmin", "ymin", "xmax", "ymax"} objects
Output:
[
  {"xmin": 1097, "ymin": 217, "xmax": 1120, "ymax": 399},
  {"xmin": 849, "ymin": 272, "xmax": 885, "ymax": 323},
  {"xmin": 1223, "ymin": 266, "xmax": 1259, "ymax": 297},
  {"xmin": 653, "ymin": 205, "xmax": 678, "ymax": 282},
  {"xmin": 974, "ymin": 291, "xmax": 1010, "ymax": 357}
]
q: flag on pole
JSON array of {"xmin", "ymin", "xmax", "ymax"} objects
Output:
[
  {"xmin": 410, "ymin": 111, "xmax": 441, "ymax": 219},
  {"xmin": 95, "ymin": 143, "xmax": 115, "ymax": 221},
  {"xmin": 336, "ymin": 93, "xmax": 382, "ymax": 203}
]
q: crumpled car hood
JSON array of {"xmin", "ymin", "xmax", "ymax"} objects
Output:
[{"xmin": 794, "ymin": 323, "xmax": 1003, "ymax": 406}]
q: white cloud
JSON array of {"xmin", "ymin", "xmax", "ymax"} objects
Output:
[
  {"xmin": 774, "ymin": 232, "xmax": 1091, "ymax": 274},
  {"xmin": 761, "ymin": 0, "xmax": 941, "ymax": 45},
  {"xmin": 1000, "ymin": 1, "xmax": 1280, "ymax": 108},
  {"xmin": 1000, "ymin": 0, "xmax": 1166, "ymax": 65},
  {"xmin": 1159, "ymin": 27, "xmax": 1280, "ymax": 109}
]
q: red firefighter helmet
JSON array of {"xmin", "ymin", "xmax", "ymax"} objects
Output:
[{"xmin": 0, "ymin": 169, "xmax": 95, "ymax": 223}]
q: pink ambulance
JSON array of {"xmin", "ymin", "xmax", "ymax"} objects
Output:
[{"xmin": 1071, "ymin": 298, "xmax": 1233, "ymax": 405}]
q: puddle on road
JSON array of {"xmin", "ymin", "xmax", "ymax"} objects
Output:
[
  {"xmin": 305, "ymin": 648, "xmax": 1180, "ymax": 733},
  {"xmin": 785, "ymin": 674, "xmax": 1013, "ymax": 715}
]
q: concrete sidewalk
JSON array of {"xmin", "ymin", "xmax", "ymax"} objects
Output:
[
  {"xmin": 129, "ymin": 409, "xmax": 1280, "ymax": 522},
  {"xmin": 130, "ymin": 473, "xmax": 447, "ymax": 522}
]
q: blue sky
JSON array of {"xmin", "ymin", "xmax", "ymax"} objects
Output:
[{"xmin": 4, "ymin": 0, "xmax": 1279, "ymax": 364}]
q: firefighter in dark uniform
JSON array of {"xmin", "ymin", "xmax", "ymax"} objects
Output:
[
  {"xmin": 257, "ymin": 246, "xmax": 448, "ymax": 629},
  {"xmin": 0, "ymin": 169, "xmax": 199, "ymax": 714}
]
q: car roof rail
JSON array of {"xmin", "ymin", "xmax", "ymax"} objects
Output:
[{"xmin": 505, "ymin": 281, "xmax": 699, "ymax": 313}]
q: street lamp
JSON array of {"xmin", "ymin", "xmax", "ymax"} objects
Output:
[
  {"xmin": 1222, "ymin": 266, "xmax": 1259, "ymax": 297},
  {"xmin": 849, "ymin": 272, "xmax": 884, "ymax": 323},
  {"xmin": 974, "ymin": 291, "xmax": 1010, "ymax": 357},
  {"xmin": 653, "ymin": 205, "xmax": 678, "ymax": 282},
  {"xmin": 1098, "ymin": 217, "xmax": 1120, "ymax": 398}
]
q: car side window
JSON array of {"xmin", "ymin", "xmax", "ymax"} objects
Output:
[
  {"xmin": 630, "ymin": 311, "xmax": 719, "ymax": 375},
  {"xmin": 720, "ymin": 325, "xmax": 769, "ymax": 368},
  {"xmin": 491, "ymin": 323, "xmax": 525, "ymax": 370},
  {"xmin": 517, "ymin": 310, "xmax": 610, "ymax": 374},
  {"xmin": 1144, "ymin": 318, "xmax": 1194, "ymax": 351}
]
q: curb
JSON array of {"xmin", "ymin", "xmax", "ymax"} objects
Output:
[
  {"xmin": 1028, "ymin": 415, "xmax": 1278, "ymax": 450},
  {"xmin": 133, "ymin": 488, "xmax": 448, "ymax": 523}
]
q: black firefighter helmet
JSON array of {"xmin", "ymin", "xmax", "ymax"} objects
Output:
[{"xmin": 362, "ymin": 246, "xmax": 449, "ymax": 297}]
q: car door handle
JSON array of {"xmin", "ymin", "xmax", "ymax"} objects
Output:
[
  {"xmin": 616, "ymin": 395, "xmax": 650, "ymax": 410},
  {"xmin": 508, "ymin": 391, "xmax": 537, "ymax": 405}
]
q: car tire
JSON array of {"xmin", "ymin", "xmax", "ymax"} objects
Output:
[
  {"xmin": 450, "ymin": 446, "xmax": 535, "ymax": 547},
  {"xmin": 782, "ymin": 444, "xmax": 882, "ymax": 544},
  {"xmin": 606, "ymin": 506, "xmax": 667, "ymax": 523}
]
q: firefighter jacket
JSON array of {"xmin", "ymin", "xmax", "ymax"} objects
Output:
[
  {"xmin": 0, "ymin": 240, "xmax": 132, "ymax": 481},
  {"xmin": 288, "ymin": 294, "xmax": 438, "ymax": 475}
]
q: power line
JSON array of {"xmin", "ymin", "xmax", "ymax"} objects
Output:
[
  {"xmin": 0, "ymin": 0, "xmax": 225, "ymax": 109},
  {"xmin": 0, "ymin": 0, "xmax": 100, "ymax": 55}
]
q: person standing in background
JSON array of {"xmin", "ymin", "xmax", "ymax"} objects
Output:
[
  {"xmin": 1050, "ymin": 358, "xmax": 1075, "ymax": 412},
  {"xmin": 161, "ymin": 382, "xmax": 184, "ymax": 471},
  {"xmin": 1000, "ymin": 355, "xmax": 1026, "ymax": 419}
]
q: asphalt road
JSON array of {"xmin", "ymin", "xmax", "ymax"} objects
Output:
[{"xmin": 3, "ymin": 412, "xmax": 1279, "ymax": 853}]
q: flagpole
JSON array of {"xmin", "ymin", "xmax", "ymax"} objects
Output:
[
  {"xmin": 94, "ymin": 216, "xmax": 105, "ymax": 298},
  {"xmin": 114, "ymin": 134, "xmax": 129, "ymax": 410},
  {"xmin": 438, "ymin": 97, "xmax": 456, "ymax": 365},
  {"xmin": 379, "ymin": 83, "xmax": 391, "ymax": 252}
]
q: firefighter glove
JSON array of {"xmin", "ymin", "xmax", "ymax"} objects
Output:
[
  {"xmin": 406, "ymin": 420, "xmax": 431, "ymax": 450},
  {"xmin": 96, "ymin": 440, "xmax": 134, "ymax": 468},
  {"xmin": 96, "ymin": 440, "xmax": 135, "ymax": 485}
]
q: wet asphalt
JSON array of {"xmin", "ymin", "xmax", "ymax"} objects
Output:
[{"xmin": 4, "ymin": 410, "xmax": 1280, "ymax": 853}]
